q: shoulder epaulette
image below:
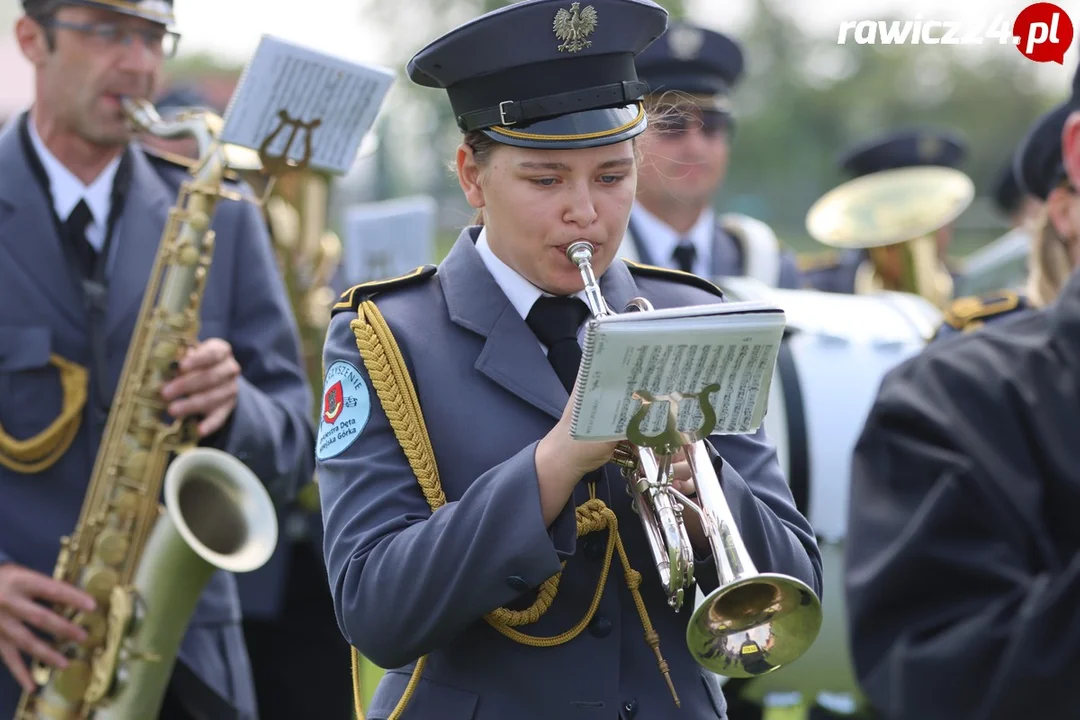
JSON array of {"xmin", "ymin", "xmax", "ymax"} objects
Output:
[
  {"xmin": 797, "ymin": 251, "xmax": 840, "ymax": 273},
  {"xmin": 332, "ymin": 265, "xmax": 438, "ymax": 315},
  {"xmin": 622, "ymin": 259, "xmax": 724, "ymax": 298},
  {"xmin": 941, "ymin": 290, "xmax": 1028, "ymax": 333}
]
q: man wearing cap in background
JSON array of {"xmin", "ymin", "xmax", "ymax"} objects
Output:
[
  {"xmin": 844, "ymin": 58, "xmax": 1080, "ymax": 718},
  {"xmin": 0, "ymin": 2, "xmax": 314, "ymax": 719},
  {"xmin": 801, "ymin": 128, "xmax": 968, "ymax": 301},
  {"xmin": 626, "ymin": 20, "xmax": 802, "ymax": 288},
  {"xmin": 991, "ymin": 155, "xmax": 1042, "ymax": 232}
]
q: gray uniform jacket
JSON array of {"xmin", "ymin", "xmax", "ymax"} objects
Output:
[
  {"xmin": 317, "ymin": 227, "xmax": 822, "ymax": 720},
  {"xmin": 0, "ymin": 112, "xmax": 315, "ymax": 719},
  {"xmin": 846, "ymin": 268, "xmax": 1080, "ymax": 718}
]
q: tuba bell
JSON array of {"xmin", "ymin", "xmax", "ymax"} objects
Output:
[
  {"xmin": 565, "ymin": 242, "xmax": 822, "ymax": 678},
  {"xmin": 805, "ymin": 165, "xmax": 975, "ymax": 309}
]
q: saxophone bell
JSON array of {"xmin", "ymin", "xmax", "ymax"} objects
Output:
[{"xmin": 564, "ymin": 241, "xmax": 822, "ymax": 678}]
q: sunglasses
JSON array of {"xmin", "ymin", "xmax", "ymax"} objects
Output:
[{"xmin": 651, "ymin": 110, "xmax": 731, "ymax": 138}]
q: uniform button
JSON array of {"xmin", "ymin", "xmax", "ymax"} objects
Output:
[
  {"xmin": 588, "ymin": 615, "xmax": 612, "ymax": 638},
  {"xmin": 505, "ymin": 575, "xmax": 530, "ymax": 592},
  {"xmin": 583, "ymin": 536, "xmax": 605, "ymax": 561},
  {"xmin": 622, "ymin": 699, "xmax": 638, "ymax": 718}
]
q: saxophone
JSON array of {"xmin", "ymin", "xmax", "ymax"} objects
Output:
[{"xmin": 15, "ymin": 98, "xmax": 279, "ymax": 720}]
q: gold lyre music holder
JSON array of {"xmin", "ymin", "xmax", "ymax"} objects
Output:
[
  {"xmin": 625, "ymin": 383, "xmax": 724, "ymax": 457},
  {"xmin": 223, "ymin": 108, "xmax": 322, "ymax": 207}
]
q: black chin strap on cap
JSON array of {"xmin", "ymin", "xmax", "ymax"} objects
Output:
[{"xmin": 457, "ymin": 80, "xmax": 649, "ymax": 132}]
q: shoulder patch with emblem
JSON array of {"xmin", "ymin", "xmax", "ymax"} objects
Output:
[
  {"xmin": 941, "ymin": 290, "xmax": 1028, "ymax": 333},
  {"xmin": 316, "ymin": 360, "xmax": 372, "ymax": 461},
  {"xmin": 332, "ymin": 265, "xmax": 439, "ymax": 315},
  {"xmin": 622, "ymin": 259, "xmax": 724, "ymax": 299}
]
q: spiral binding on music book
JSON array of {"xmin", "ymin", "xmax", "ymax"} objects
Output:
[{"xmin": 570, "ymin": 317, "xmax": 603, "ymax": 430}]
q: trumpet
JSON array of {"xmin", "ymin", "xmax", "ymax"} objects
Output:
[{"xmin": 565, "ymin": 241, "xmax": 822, "ymax": 678}]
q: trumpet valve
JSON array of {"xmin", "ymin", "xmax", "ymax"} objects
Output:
[{"xmin": 612, "ymin": 443, "xmax": 638, "ymax": 469}]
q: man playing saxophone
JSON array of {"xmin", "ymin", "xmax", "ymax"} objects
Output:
[{"xmin": 0, "ymin": 1, "xmax": 315, "ymax": 719}]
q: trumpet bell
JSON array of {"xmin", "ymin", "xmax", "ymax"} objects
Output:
[
  {"xmin": 805, "ymin": 166, "xmax": 975, "ymax": 249},
  {"xmin": 687, "ymin": 573, "xmax": 823, "ymax": 678}
]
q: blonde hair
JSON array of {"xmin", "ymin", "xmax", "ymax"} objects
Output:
[{"xmin": 1026, "ymin": 207, "xmax": 1074, "ymax": 307}]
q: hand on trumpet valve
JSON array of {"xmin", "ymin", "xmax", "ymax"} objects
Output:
[{"xmin": 667, "ymin": 449, "xmax": 709, "ymax": 556}]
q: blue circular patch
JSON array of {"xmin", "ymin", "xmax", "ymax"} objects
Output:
[{"xmin": 316, "ymin": 360, "xmax": 372, "ymax": 461}]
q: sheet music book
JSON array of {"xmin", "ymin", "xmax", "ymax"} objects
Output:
[
  {"xmin": 220, "ymin": 34, "xmax": 395, "ymax": 175},
  {"xmin": 569, "ymin": 301, "xmax": 785, "ymax": 443}
]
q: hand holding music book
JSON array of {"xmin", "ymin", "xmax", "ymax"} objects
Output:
[{"xmin": 569, "ymin": 301, "xmax": 785, "ymax": 446}]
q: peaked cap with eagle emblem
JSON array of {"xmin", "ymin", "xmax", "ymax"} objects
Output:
[{"xmin": 407, "ymin": 0, "xmax": 668, "ymax": 149}]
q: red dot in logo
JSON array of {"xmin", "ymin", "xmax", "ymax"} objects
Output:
[{"xmin": 1013, "ymin": 2, "xmax": 1074, "ymax": 63}]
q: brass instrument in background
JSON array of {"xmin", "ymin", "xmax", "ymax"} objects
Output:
[
  {"xmin": 16, "ymin": 99, "xmax": 279, "ymax": 720},
  {"xmin": 805, "ymin": 166, "xmax": 975, "ymax": 309},
  {"xmin": 565, "ymin": 241, "xmax": 823, "ymax": 678},
  {"xmin": 228, "ymin": 151, "xmax": 343, "ymax": 513}
]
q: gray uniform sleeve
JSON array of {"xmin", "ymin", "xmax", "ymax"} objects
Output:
[
  {"xmin": 317, "ymin": 311, "xmax": 571, "ymax": 670},
  {"xmin": 202, "ymin": 199, "xmax": 315, "ymax": 505}
]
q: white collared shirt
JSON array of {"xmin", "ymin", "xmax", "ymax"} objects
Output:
[
  {"xmin": 475, "ymin": 227, "xmax": 592, "ymax": 353},
  {"xmin": 630, "ymin": 203, "xmax": 714, "ymax": 276},
  {"xmin": 27, "ymin": 118, "xmax": 121, "ymax": 253}
]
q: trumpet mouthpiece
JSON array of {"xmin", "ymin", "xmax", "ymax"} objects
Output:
[{"xmin": 566, "ymin": 241, "xmax": 595, "ymax": 266}]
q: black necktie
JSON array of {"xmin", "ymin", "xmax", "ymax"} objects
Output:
[
  {"xmin": 64, "ymin": 199, "xmax": 97, "ymax": 278},
  {"xmin": 525, "ymin": 295, "xmax": 590, "ymax": 394},
  {"xmin": 672, "ymin": 239, "xmax": 697, "ymax": 274}
]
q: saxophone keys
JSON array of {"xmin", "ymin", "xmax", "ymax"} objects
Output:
[
  {"xmin": 94, "ymin": 530, "xmax": 130, "ymax": 567},
  {"xmin": 121, "ymin": 449, "xmax": 149, "ymax": 484},
  {"xmin": 31, "ymin": 662, "xmax": 51, "ymax": 687},
  {"xmin": 83, "ymin": 568, "xmax": 120, "ymax": 606},
  {"xmin": 49, "ymin": 658, "xmax": 92, "ymax": 702},
  {"xmin": 78, "ymin": 610, "xmax": 108, "ymax": 647},
  {"xmin": 186, "ymin": 209, "xmax": 210, "ymax": 231},
  {"xmin": 175, "ymin": 243, "xmax": 200, "ymax": 266},
  {"xmin": 151, "ymin": 340, "xmax": 181, "ymax": 371}
]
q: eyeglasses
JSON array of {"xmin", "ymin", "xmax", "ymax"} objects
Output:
[
  {"xmin": 44, "ymin": 18, "xmax": 181, "ymax": 58},
  {"xmin": 650, "ymin": 110, "xmax": 731, "ymax": 138}
]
